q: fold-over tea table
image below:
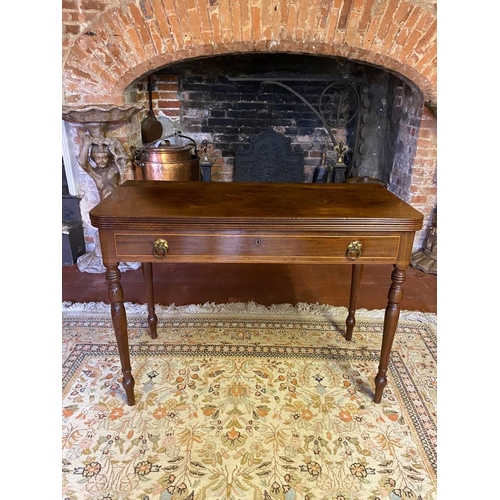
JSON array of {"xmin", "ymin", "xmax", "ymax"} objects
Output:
[{"xmin": 90, "ymin": 180, "xmax": 423, "ymax": 406}]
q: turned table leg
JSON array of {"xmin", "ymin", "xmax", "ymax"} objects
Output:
[
  {"xmin": 374, "ymin": 264, "xmax": 407, "ymax": 403},
  {"xmin": 142, "ymin": 262, "xmax": 158, "ymax": 339},
  {"xmin": 105, "ymin": 264, "xmax": 135, "ymax": 406},
  {"xmin": 345, "ymin": 263, "xmax": 364, "ymax": 341}
]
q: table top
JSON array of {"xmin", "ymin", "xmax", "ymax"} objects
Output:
[{"xmin": 90, "ymin": 181, "xmax": 423, "ymax": 232}]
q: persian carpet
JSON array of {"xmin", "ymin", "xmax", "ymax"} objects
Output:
[{"xmin": 62, "ymin": 301, "xmax": 437, "ymax": 500}]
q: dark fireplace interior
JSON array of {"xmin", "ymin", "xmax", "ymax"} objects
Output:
[{"xmin": 152, "ymin": 53, "xmax": 423, "ymax": 186}]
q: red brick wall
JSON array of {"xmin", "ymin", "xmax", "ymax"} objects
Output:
[
  {"xmin": 409, "ymin": 107, "xmax": 437, "ymax": 218},
  {"xmin": 62, "ymin": 0, "xmax": 436, "ymax": 105}
]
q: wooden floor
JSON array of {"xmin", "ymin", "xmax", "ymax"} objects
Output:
[{"xmin": 62, "ymin": 262, "xmax": 437, "ymax": 314}]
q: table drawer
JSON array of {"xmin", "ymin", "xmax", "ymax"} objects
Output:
[{"xmin": 113, "ymin": 233, "xmax": 401, "ymax": 263}]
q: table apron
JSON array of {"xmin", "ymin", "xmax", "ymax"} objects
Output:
[{"xmin": 103, "ymin": 231, "xmax": 406, "ymax": 264}]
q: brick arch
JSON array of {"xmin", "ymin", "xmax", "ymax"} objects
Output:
[{"xmin": 62, "ymin": 0, "xmax": 436, "ymax": 106}]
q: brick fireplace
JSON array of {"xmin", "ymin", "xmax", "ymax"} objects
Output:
[{"xmin": 62, "ymin": 0, "xmax": 437, "ymax": 256}]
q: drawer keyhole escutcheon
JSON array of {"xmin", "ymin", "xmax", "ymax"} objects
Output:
[
  {"xmin": 153, "ymin": 238, "xmax": 169, "ymax": 258},
  {"xmin": 255, "ymin": 239, "xmax": 261, "ymax": 246},
  {"xmin": 346, "ymin": 240, "xmax": 362, "ymax": 260}
]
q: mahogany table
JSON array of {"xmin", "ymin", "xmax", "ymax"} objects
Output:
[{"xmin": 90, "ymin": 180, "xmax": 423, "ymax": 406}]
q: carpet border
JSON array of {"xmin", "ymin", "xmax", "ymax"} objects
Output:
[{"xmin": 62, "ymin": 300, "xmax": 437, "ymax": 326}]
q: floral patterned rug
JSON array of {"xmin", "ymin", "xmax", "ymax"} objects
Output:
[{"xmin": 62, "ymin": 302, "xmax": 437, "ymax": 500}]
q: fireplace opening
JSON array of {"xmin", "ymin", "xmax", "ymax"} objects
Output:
[
  {"xmin": 63, "ymin": 53, "xmax": 434, "ymax": 260},
  {"xmin": 141, "ymin": 53, "xmax": 423, "ymax": 190}
]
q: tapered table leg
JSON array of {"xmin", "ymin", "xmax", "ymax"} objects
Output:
[
  {"xmin": 345, "ymin": 263, "xmax": 364, "ymax": 341},
  {"xmin": 105, "ymin": 264, "xmax": 135, "ymax": 406},
  {"xmin": 374, "ymin": 264, "xmax": 407, "ymax": 403},
  {"xmin": 142, "ymin": 262, "xmax": 158, "ymax": 339}
]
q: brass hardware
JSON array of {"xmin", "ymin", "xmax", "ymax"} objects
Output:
[
  {"xmin": 334, "ymin": 141, "xmax": 349, "ymax": 164},
  {"xmin": 153, "ymin": 238, "xmax": 169, "ymax": 258},
  {"xmin": 346, "ymin": 240, "xmax": 362, "ymax": 260}
]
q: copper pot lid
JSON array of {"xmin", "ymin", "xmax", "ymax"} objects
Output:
[
  {"xmin": 145, "ymin": 142, "xmax": 193, "ymax": 151},
  {"xmin": 133, "ymin": 133, "xmax": 198, "ymax": 160},
  {"xmin": 136, "ymin": 142, "xmax": 193, "ymax": 157}
]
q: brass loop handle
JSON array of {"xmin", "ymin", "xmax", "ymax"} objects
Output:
[
  {"xmin": 346, "ymin": 240, "xmax": 362, "ymax": 260},
  {"xmin": 153, "ymin": 238, "xmax": 169, "ymax": 258}
]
